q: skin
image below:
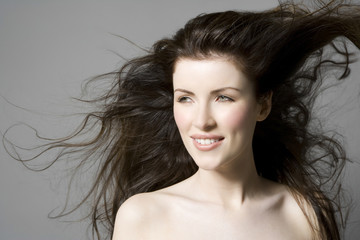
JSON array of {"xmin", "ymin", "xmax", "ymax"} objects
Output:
[{"xmin": 112, "ymin": 57, "xmax": 317, "ymax": 240}]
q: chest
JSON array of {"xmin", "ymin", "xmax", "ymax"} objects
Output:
[{"xmin": 142, "ymin": 203, "xmax": 300, "ymax": 240}]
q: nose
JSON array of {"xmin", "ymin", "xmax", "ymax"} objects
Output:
[{"xmin": 193, "ymin": 102, "xmax": 216, "ymax": 131}]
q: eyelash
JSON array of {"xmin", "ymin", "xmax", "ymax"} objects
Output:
[
  {"xmin": 177, "ymin": 96, "xmax": 192, "ymax": 103},
  {"xmin": 215, "ymin": 95, "xmax": 234, "ymax": 102},
  {"xmin": 177, "ymin": 95, "xmax": 234, "ymax": 103}
]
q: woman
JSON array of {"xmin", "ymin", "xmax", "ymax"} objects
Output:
[
  {"xmin": 113, "ymin": 57, "xmax": 312, "ymax": 239},
  {"xmin": 5, "ymin": 1, "xmax": 360, "ymax": 239},
  {"xmin": 110, "ymin": 2, "xmax": 360, "ymax": 238}
]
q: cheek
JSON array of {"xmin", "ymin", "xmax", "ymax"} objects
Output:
[
  {"xmin": 219, "ymin": 105, "xmax": 256, "ymax": 130},
  {"xmin": 173, "ymin": 105, "xmax": 190, "ymax": 131}
]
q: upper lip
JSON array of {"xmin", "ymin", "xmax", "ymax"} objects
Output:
[{"xmin": 191, "ymin": 134, "xmax": 224, "ymax": 140}]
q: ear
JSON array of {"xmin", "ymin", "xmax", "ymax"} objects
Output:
[{"xmin": 257, "ymin": 91, "xmax": 272, "ymax": 122}]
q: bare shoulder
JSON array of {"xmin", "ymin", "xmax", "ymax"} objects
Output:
[
  {"xmin": 112, "ymin": 192, "xmax": 166, "ymax": 240},
  {"xmin": 260, "ymin": 178, "xmax": 319, "ymax": 239}
]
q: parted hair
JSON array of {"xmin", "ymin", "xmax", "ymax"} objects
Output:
[{"xmin": 5, "ymin": 1, "xmax": 360, "ymax": 239}]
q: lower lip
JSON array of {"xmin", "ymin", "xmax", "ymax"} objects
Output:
[{"xmin": 192, "ymin": 138, "xmax": 223, "ymax": 151}]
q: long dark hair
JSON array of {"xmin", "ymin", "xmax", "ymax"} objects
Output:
[{"xmin": 4, "ymin": 1, "xmax": 360, "ymax": 239}]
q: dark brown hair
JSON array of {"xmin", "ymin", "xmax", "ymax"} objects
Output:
[{"xmin": 4, "ymin": 0, "xmax": 360, "ymax": 239}]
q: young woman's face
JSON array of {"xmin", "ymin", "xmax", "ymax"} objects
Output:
[{"xmin": 173, "ymin": 58, "xmax": 265, "ymax": 171}]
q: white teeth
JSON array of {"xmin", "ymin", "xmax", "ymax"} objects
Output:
[{"xmin": 195, "ymin": 138, "xmax": 219, "ymax": 145}]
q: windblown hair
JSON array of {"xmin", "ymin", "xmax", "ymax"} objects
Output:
[{"xmin": 5, "ymin": 0, "xmax": 360, "ymax": 239}]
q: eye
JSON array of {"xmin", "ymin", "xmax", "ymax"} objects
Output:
[
  {"xmin": 177, "ymin": 96, "xmax": 193, "ymax": 103},
  {"xmin": 216, "ymin": 95, "xmax": 234, "ymax": 102}
]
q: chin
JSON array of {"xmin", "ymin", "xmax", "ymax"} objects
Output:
[{"xmin": 191, "ymin": 155, "xmax": 227, "ymax": 171}]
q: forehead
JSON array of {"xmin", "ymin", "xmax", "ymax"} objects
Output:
[{"xmin": 173, "ymin": 57, "xmax": 250, "ymax": 89}]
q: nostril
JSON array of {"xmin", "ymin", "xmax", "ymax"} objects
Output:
[{"xmin": 197, "ymin": 121, "xmax": 216, "ymax": 131}]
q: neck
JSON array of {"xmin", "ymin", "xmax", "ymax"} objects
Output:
[{"xmin": 190, "ymin": 151, "xmax": 261, "ymax": 209}]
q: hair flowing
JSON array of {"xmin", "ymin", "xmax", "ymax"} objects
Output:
[{"xmin": 4, "ymin": 1, "xmax": 360, "ymax": 239}]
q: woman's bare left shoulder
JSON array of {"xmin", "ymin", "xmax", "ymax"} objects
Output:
[{"xmin": 259, "ymin": 178, "xmax": 317, "ymax": 239}]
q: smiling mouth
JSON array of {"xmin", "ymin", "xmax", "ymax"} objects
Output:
[
  {"xmin": 191, "ymin": 135, "xmax": 225, "ymax": 151},
  {"xmin": 194, "ymin": 138, "xmax": 222, "ymax": 145}
]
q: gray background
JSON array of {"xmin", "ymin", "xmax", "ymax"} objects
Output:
[{"xmin": 0, "ymin": 0, "xmax": 359, "ymax": 239}]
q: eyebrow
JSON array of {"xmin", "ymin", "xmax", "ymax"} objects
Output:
[{"xmin": 174, "ymin": 87, "xmax": 242, "ymax": 94}]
